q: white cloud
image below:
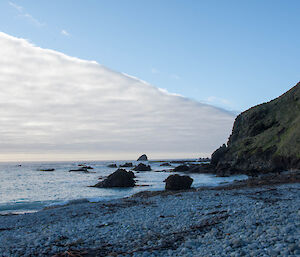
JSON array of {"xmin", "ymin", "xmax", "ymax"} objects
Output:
[
  {"xmin": 9, "ymin": 1, "xmax": 23, "ymax": 12},
  {"xmin": 0, "ymin": 32, "xmax": 235, "ymax": 161},
  {"xmin": 61, "ymin": 29, "xmax": 70, "ymax": 37},
  {"xmin": 9, "ymin": 1, "xmax": 44, "ymax": 27},
  {"xmin": 21, "ymin": 13, "xmax": 44, "ymax": 27},
  {"xmin": 158, "ymin": 88, "xmax": 183, "ymax": 97}
]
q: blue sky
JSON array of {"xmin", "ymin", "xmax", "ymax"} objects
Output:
[{"xmin": 1, "ymin": 0, "xmax": 299, "ymax": 112}]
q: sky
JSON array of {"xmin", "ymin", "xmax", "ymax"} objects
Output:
[
  {"xmin": 0, "ymin": 0, "xmax": 299, "ymax": 111},
  {"xmin": 0, "ymin": 1, "xmax": 299, "ymax": 161}
]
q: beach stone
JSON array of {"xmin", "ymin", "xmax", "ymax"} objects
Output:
[
  {"xmin": 294, "ymin": 249, "xmax": 300, "ymax": 255},
  {"xmin": 231, "ymin": 239, "xmax": 245, "ymax": 248},
  {"xmin": 133, "ymin": 163, "xmax": 151, "ymax": 171},
  {"xmin": 93, "ymin": 169, "xmax": 135, "ymax": 188},
  {"xmin": 165, "ymin": 174, "xmax": 193, "ymax": 190},
  {"xmin": 137, "ymin": 154, "xmax": 148, "ymax": 161}
]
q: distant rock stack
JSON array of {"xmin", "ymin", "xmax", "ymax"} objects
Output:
[{"xmin": 137, "ymin": 154, "xmax": 148, "ymax": 161}]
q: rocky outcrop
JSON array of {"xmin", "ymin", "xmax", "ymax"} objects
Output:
[
  {"xmin": 137, "ymin": 154, "xmax": 148, "ymax": 161},
  {"xmin": 164, "ymin": 174, "xmax": 193, "ymax": 190},
  {"xmin": 212, "ymin": 83, "xmax": 300, "ymax": 175},
  {"xmin": 93, "ymin": 169, "xmax": 135, "ymax": 188},
  {"xmin": 133, "ymin": 163, "xmax": 151, "ymax": 171}
]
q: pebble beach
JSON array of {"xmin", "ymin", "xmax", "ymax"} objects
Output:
[{"xmin": 0, "ymin": 175, "xmax": 299, "ymax": 257}]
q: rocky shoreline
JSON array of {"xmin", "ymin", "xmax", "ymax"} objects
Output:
[{"xmin": 0, "ymin": 171, "xmax": 299, "ymax": 257}]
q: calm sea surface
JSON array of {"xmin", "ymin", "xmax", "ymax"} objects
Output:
[{"xmin": 0, "ymin": 160, "xmax": 247, "ymax": 214}]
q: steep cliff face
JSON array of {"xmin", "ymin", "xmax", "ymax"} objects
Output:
[{"xmin": 212, "ymin": 82, "xmax": 300, "ymax": 175}]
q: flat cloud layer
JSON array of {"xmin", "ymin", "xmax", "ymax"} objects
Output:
[{"xmin": 0, "ymin": 32, "xmax": 235, "ymax": 161}]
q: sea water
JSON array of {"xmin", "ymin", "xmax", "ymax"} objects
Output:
[{"xmin": 0, "ymin": 160, "xmax": 247, "ymax": 214}]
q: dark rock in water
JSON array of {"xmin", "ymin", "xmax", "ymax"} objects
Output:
[
  {"xmin": 187, "ymin": 163, "xmax": 215, "ymax": 174},
  {"xmin": 107, "ymin": 164, "xmax": 117, "ymax": 168},
  {"xmin": 120, "ymin": 162, "xmax": 133, "ymax": 168},
  {"xmin": 128, "ymin": 170, "xmax": 135, "ymax": 178},
  {"xmin": 39, "ymin": 168, "xmax": 55, "ymax": 172},
  {"xmin": 165, "ymin": 174, "xmax": 193, "ymax": 190},
  {"xmin": 133, "ymin": 163, "xmax": 151, "ymax": 171},
  {"xmin": 160, "ymin": 162, "xmax": 171, "ymax": 167},
  {"xmin": 93, "ymin": 169, "xmax": 135, "ymax": 188},
  {"xmin": 211, "ymin": 82, "xmax": 300, "ymax": 175},
  {"xmin": 173, "ymin": 165, "xmax": 190, "ymax": 172},
  {"xmin": 198, "ymin": 157, "xmax": 211, "ymax": 162},
  {"xmin": 137, "ymin": 154, "xmax": 148, "ymax": 161},
  {"xmin": 69, "ymin": 167, "xmax": 89, "ymax": 173},
  {"xmin": 154, "ymin": 169, "xmax": 173, "ymax": 173}
]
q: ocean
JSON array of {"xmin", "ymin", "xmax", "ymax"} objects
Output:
[{"xmin": 0, "ymin": 160, "xmax": 247, "ymax": 214}]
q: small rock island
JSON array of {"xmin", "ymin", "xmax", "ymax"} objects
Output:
[{"xmin": 137, "ymin": 154, "xmax": 148, "ymax": 161}]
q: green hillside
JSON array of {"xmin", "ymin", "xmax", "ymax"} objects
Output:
[{"xmin": 212, "ymin": 82, "xmax": 300, "ymax": 174}]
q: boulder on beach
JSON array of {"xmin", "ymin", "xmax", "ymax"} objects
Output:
[
  {"xmin": 120, "ymin": 162, "xmax": 133, "ymax": 168},
  {"xmin": 164, "ymin": 174, "xmax": 193, "ymax": 190},
  {"xmin": 137, "ymin": 154, "xmax": 148, "ymax": 161},
  {"xmin": 133, "ymin": 163, "xmax": 151, "ymax": 171},
  {"xmin": 93, "ymin": 169, "xmax": 135, "ymax": 188},
  {"xmin": 107, "ymin": 164, "xmax": 117, "ymax": 168}
]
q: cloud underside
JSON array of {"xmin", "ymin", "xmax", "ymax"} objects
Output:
[{"xmin": 0, "ymin": 32, "xmax": 235, "ymax": 161}]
